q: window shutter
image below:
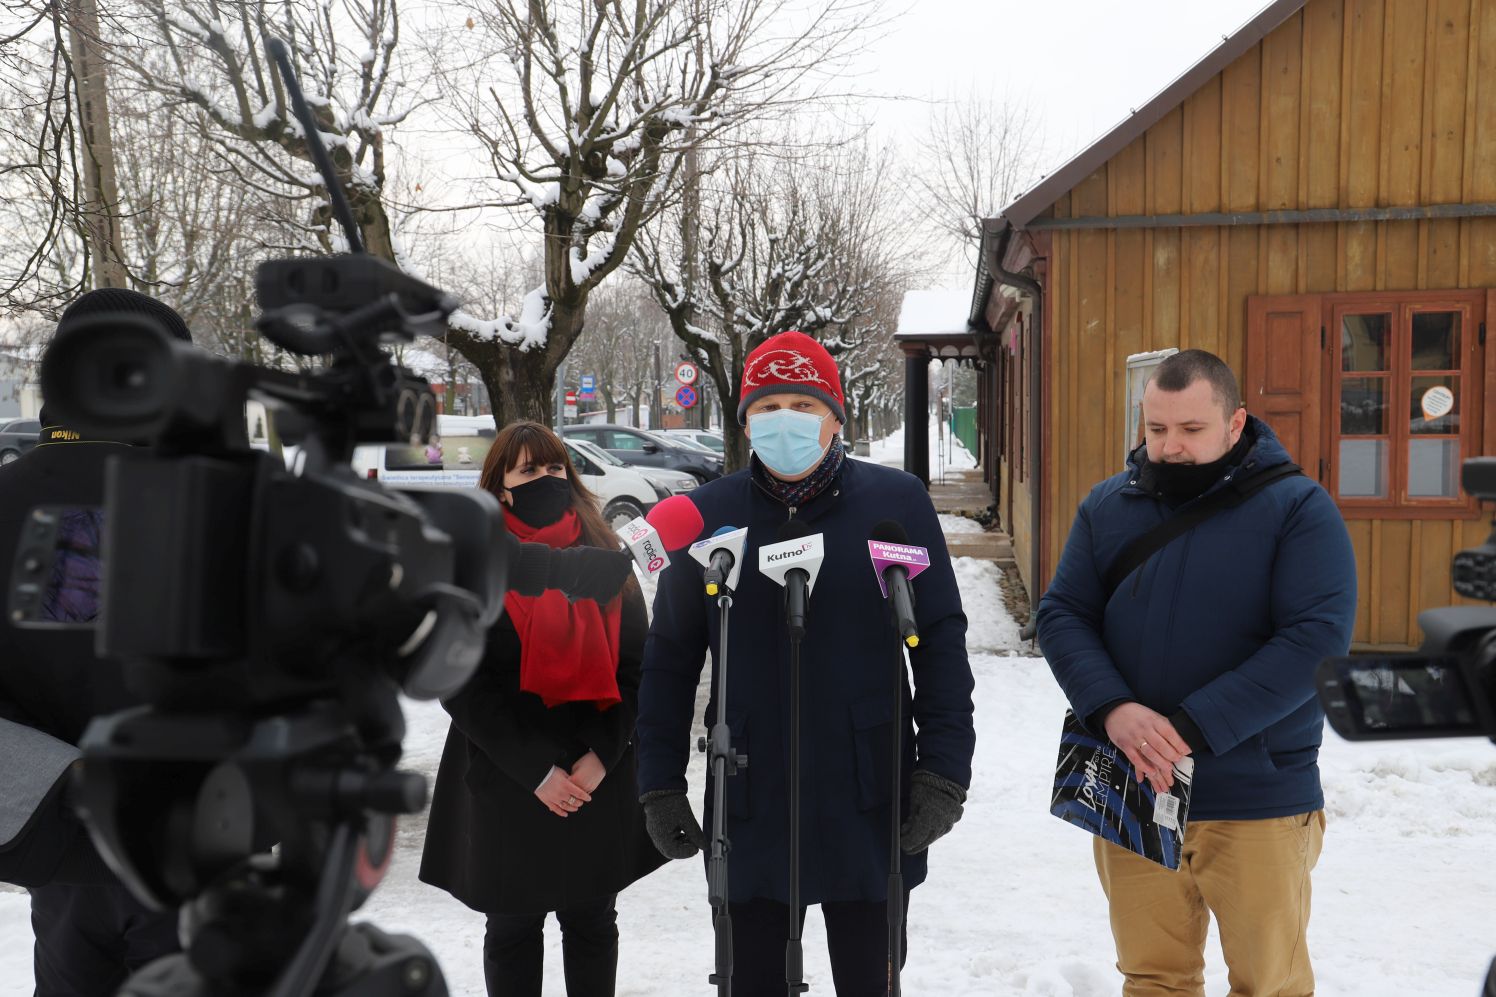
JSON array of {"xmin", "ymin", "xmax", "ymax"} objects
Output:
[{"xmin": 1246, "ymin": 294, "xmax": 1323, "ymax": 477}]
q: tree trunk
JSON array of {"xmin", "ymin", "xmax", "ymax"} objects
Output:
[{"xmin": 66, "ymin": 0, "xmax": 127, "ymax": 288}]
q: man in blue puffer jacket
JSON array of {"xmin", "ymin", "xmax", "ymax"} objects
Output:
[
  {"xmin": 1037, "ymin": 349, "xmax": 1356, "ymax": 997},
  {"xmin": 636, "ymin": 331, "xmax": 976, "ymax": 996}
]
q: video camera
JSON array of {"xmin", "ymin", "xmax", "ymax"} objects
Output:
[
  {"xmin": 1316, "ymin": 457, "xmax": 1496, "ymax": 997},
  {"xmin": 1316, "ymin": 458, "xmax": 1496, "ymax": 746},
  {"xmin": 2, "ymin": 41, "xmax": 544, "ymax": 997}
]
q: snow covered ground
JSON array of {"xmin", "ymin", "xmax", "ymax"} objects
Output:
[
  {"xmin": 3, "ymin": 430, "xmax": 1495, "ymax": 995},
  {"xmin": 862, "ymin": 422, "xmax": 978, "ymax": 472}
]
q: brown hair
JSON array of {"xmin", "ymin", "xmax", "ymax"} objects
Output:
[
  {"xmin": 1148, "ymin": 348, "xmax": 1243, "ymax": 417},
  {"xmin": 479, "ymin": 420, "xmax": 619, "ymax": 550}
]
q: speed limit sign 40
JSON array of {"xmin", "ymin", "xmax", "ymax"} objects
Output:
[{"xmin": 674, "ymin": 361, "xmax": 698, "ymax": 386}]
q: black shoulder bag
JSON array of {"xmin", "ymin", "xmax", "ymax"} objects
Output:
[{"xmin": 1100, "ymin": 462, "xmax": 1304, "ymax": 603}]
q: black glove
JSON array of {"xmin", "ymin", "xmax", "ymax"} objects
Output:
[
  {"xmin": 639, "ymin": 789, "xmax": 706, "ymax": 860},
  {"xmin": 543, "ymin": 545, "xmax": 635, "ymax": 603},
  {"xmin": 899, "ymin": 770, "xmax": 966, "ymax": 854}
]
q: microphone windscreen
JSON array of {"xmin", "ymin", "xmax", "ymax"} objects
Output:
[
  {"xmin": 777, "ymin": 518, "xmax": 813, "ymax": 543},
  {"xmin": 870, "ymin": 519, "xmax": 909, "ymax": 544},
  {"xmin": 646, "ymin": 494, "xmax": 705, "ymax": 551},
  {"xmin": 711, "ymin": 524, "xmax": 737, "ymax": 538}
]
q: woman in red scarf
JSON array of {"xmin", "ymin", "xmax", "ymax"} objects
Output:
[{"xmin": 420, "ymin": 421, "xmax": 665, "ymax": 997}]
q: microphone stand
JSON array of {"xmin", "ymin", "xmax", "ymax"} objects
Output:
[
  {"xmin": 701, "ymin": 590, "xmax": 747, "ymax": 997},
  {"xmin": 886, "ymin": 640, "xmax": 910, "ymax": 997},
  {"xmin": 785, "ymin": 575, "xmax": 810, "ymax": 996}
]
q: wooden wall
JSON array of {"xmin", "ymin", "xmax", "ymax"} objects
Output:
[{"xmin": 1037, "ymin": 0, "xmax": 1496, "ymax": 646}]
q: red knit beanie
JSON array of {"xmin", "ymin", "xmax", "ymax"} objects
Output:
[{"xmin": 736, "ymin": 331, "xmax": 846, "ymax": 426}]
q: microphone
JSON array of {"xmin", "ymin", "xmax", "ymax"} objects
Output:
[
  {"xmin": 689, "ymin": 524, "xmax": 749, "ymax": 596},
  {"xmin": 868, "ymin": 521, "xmax": 930, "ymax": 648},
  {"xmin": 758, "ymin": 519, "xmax": 824, "ymax": 638},
  {"xmin": 619, "ymin": 494, "xmax": 704, "ymax": 579}
]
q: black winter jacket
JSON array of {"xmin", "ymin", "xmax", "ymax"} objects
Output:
[
  {"xmin": 418, "ymin": 583, "xmax": 665, "ymax": 914},
  {"xmin": 0, "ymin": 440, "xmax": 137, "ymax": 885}
]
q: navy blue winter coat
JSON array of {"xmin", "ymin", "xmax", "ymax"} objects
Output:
[
  {"xmin": 636, "ymin": 456, "xmax": 976, "ymax": 905},
  {"xmin": 1036, "ymin": 417, "xmax": 1357, "ymax": 821}
]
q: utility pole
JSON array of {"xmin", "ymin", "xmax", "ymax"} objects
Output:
[{"xmin": 651, "ymin": 343, "xmax": 662, "ymax": 430}]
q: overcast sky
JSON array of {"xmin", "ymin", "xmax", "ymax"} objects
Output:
[{"xmin": 856, "ymin": 0, "xmax": 1271, "ymax": 283}]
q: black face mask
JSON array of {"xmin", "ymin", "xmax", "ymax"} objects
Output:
[
  {"xmin": 505, "ymin": 474, "xmax": 574, "ymax": 528},
  {"xmin": 1149, "ymin": 432, "xmax": 1252, "ymax": 503}
]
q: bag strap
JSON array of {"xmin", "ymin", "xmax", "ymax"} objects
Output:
[{"xmin": 1101, "ymin": 462, "xmax": 1303, "ymax": 603}]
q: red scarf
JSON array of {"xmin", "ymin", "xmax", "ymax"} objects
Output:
[{"xmin": 502, "ymin": 508, "xmax": 623, "ymax": 710}]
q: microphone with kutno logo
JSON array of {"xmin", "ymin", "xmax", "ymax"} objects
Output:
[
  {"xmin": 689, "ymin": 525, "xmax": 749, "ymax": 596},
  {"xmin": 867, "ymin": 520, "xmax": 931, "ymax": 648},
  {"xmin": 758, "ymin": 519, "xmax": 824, "ymax": 638},
  {"xmin": 618, "ymin": 494, "xmax": 703, "ymax": 578}
]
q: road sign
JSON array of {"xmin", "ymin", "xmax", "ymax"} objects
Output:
[
  {"xmin": 564, "ymin": 390, "xmax": 577, "ymax": 419},
  {"xmin": 674, "ymin": 361, "xmax": 698, "ymax": 386},
  {"xmin": 580, "ymin": 374, "xmax": 595, "ymax": 398},
  {"xmin": 675, "ymin": 384, "xmax": 698, "ymax": 409}
]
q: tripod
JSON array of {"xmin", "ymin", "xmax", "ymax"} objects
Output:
[{"xmin": 78, "ymin": 700, "xmax": 446, "ymax": 997}]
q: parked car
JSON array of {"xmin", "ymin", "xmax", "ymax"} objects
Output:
[
  {"xmin": 560, "ymin": 424, "xmax": 723, "ymax": 483},
  {"xmin": 659, "ymin": 428, "xmax": 725, "ymax": 455},
  {"xmin": 567, "ymin": 436, "xmax": 696, "ymax": 496},
  {"xmin": 0, "ymin": 417, "xmax": 40, "ymax": 464},
  {"xmin": 560, "ymin": 438, "xmax": 670, "ymax": 532},
  {"xmin": 330, "ymin": 416, "xmax": 660, "ymax": 535}
]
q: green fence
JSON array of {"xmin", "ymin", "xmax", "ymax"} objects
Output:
[{"xmin": 949, "ymin": 406, "xmax": 978, "ymax": 458}]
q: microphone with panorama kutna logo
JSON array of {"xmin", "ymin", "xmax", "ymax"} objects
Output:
[
  {"xmin": 867, "ymin": 520, "xmax": 931, "ymax": 649},
  {"xmin": 689, "ymin": 525, "xmax": 749, "ymax": 596}
]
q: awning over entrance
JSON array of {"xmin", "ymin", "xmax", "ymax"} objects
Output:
[{"xmin": 894, "ymin": 289, "xmax": 988, "ymax": 486}]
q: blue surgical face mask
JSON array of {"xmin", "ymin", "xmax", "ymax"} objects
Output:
[{"xmin": 748, "ymin": 408, "xmax": 830, "ymax": 477}]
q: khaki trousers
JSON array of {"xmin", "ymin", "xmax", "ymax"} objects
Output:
[{"xmin": 1093, "ymin": 811, "xmax": 1326, "ymax": 997}]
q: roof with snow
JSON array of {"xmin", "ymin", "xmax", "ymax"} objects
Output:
[{"xmin": 896, "ymin": 289, "xmax": 972, "ymax": 337}]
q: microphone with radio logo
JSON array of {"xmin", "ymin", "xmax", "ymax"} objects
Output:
[{"xmin": 619, "ymin": 494, "xmax": 703, "ymax": 579}]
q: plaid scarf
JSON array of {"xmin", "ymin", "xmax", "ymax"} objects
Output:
[{"xmin": 753, "ymin": 436, "xmax": 846, "ymax": 509}]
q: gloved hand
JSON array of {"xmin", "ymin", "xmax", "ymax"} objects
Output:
[
  {"xmin": 544, "ymin": 546, "xmax": 635, "ymax": 603},
  {"xmin": 639, "ymin": 789, "xmax": 706, "ymax": 859},
  {"xmin": 899, "ymin": 770, "xmax": 967, "ymax": 854}
]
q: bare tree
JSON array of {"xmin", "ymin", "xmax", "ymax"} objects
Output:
[
  {"xmin": 437, "ymin": 0, "xmax": 877, "ymax": 426},
  {"xmin": 0, "ymin": 2, "xmax": 94, "ymax": 311},
  {"xmin": 631, "ymin": 136, "xmax": 913, "ymax": 469},
  {"xmin": 569, "ymin": 278, "xmax": 665, "ymax": 426},
  {"xmin": 914, "ymin": 88, "xmax": 1041, "ymax": 270}
]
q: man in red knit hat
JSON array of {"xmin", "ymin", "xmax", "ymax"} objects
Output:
[{"xmin": 637, "ymin": 330, "xmax": 976, "ymax": 995}]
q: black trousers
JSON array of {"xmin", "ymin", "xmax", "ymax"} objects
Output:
[
  {"xmin": 725, "ymin": 891, "xmax": 911, "ymax": 997},
  {"xmin": 29, "ymin": 880, "xmax": 180, "ymax": 997},
  {"xmin": 483, "ymin": 893, "xmax": 619, "ymax": 997}
]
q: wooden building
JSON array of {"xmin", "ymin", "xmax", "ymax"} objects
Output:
[{"xmin": 958, "ymin": 0, "xmax": 1496, "ymax": 648}]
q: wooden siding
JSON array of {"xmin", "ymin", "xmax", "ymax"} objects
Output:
[{"xmin": 1038, "ymin": 0, "xmax": 1496, "ymax": 647}]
